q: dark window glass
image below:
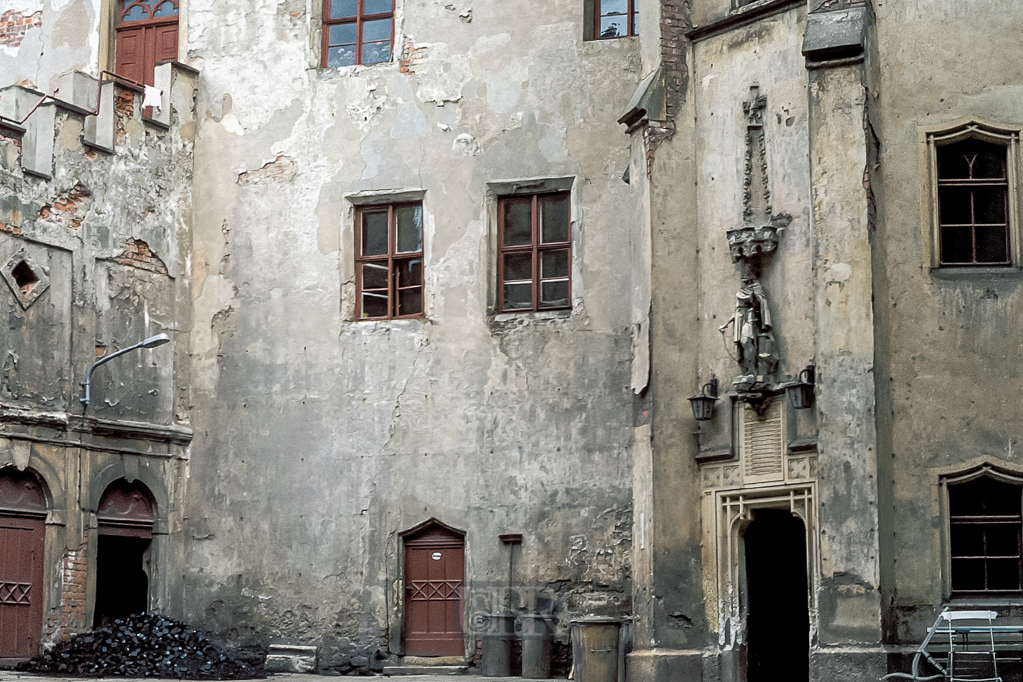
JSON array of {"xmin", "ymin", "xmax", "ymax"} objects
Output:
[
  {"xmin": 323, "ymin": 0, "xmax": 393, "ymax": 67},
  {"xmin": 949, "ymin": 476, "xmax": 1023, "ymax": 596},
  {"xmin": 937, "ymin": 139, "xmax": 1010, "ymax": 266},
  {"xmin": 498, "ymin": 192, "xmax": 572, "ymax": 313},
  {"xmin": 356, "ymin": 203, "xmax": 425, "ymax": 320},
  {"xmin": 595, "ymin": 0, "xmax": 637, "ymax": 39}
]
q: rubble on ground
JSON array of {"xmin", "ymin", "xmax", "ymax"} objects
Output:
[{"xmin": 19, "ymin": 614, "xmax": 265, "ymax": 680}]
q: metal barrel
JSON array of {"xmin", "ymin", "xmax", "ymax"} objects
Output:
[
  {"xmin": 480, "ymin": 612, "xmax": 516, "ymax": 677},
  {"xmin": 520, "ymin": 613, "xmax": 555, "ymax": 679},
  {"xmin": 570, "ymin": 616, "xmax": 623, "ymax": 682}
]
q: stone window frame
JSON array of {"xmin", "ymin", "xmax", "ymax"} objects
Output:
[
  {"xmin": 920, "ymin": 119, "xmax": 1022, "ymax": 274},
  {"xmin": 939, "ymin": 465, "xmax": 1023, "ymax": 601},
  {"xmin": 343, "ymin": 189, "xmax": 429, "ymax": 323},
  {"xmin": 485, "ymin": 177, "xmax": 579, "ymax": 320}
]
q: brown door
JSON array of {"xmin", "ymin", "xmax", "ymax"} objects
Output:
[
  {"xmin": 115, "ymin": 0, "xmax": 179, "ymax": 87},
  {"xmin": 403, "ymin": 522, "xmax": 465, "ymax": 656},
  {"xmin": 0, "ymin": 470, "xmax": 47, "ymax": 660}
]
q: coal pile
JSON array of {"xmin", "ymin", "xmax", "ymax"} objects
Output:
[{"xmin": 20, "ymin": 614, "xmax": 265, "ymax": 679}]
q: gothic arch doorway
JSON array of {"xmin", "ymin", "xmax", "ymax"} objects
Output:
[
  {"xmin": 0, "ymin": 467, "xmax": 48, "ymax": 660},
  {"xmin": 94, "ymin": 480, "xmax": 155, "ymax": 626},
  {"xmin": 401, "ymin": 519, "xmax": 465, "ymax": 656},
  {"xmin": 743, "ymin": 508, "xmax": 809, "ymax": 682}
]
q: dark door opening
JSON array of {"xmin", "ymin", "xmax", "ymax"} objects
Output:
[
  {"xmin": 93, "ymin": 535, "xmax": 150, "ymax": 627},
  {"xmin": 744, "ymin": 508, "xmax": 809, "ymax": 682},
  {"xmin": 93, "ymin": 479, "xmax": 156, "ymax": 627}
]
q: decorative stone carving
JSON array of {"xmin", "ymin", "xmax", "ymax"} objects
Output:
[
  {"xmin": 720, "ymin": 278, "xmax": 779, "ymax": 392},
  {"xmin": 1, "ymin": 247, "xmax": 50, "ymax": 310},
  {"xmin": 728, "ymin": 85, "xmax": 782, "ymax": 264}
]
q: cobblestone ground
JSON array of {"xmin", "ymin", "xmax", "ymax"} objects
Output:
[{"xmin": 1, "ymin": 673, "xmax": 526, "ymax": 682}]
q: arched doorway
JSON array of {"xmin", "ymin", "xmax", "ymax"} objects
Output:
[
  {"xmin": 94, "ymin": 480, "xmax": 155, "ymax": 626},
  {"xmin": 0, "ymin": 467, "xmax": 47, "ymax": 659},
  {"xmin": 743, "ymin": 508, "xmax": 809, "ymax": 682},
  {"xmin": 401, "ymin": 519, "xmax": 466, "ymax": 656}
]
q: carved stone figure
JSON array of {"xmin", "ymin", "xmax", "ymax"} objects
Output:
[{"xmin": 722, "ymin": 278, "xmax": 778, "ymax": 390}]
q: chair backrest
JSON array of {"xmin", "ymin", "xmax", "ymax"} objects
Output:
[{"xmin": 940, "ymin": 609, "xmax": 1000, "ymax": 682}]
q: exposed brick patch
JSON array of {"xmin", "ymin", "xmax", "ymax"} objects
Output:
[
  {"xmin": 38, "ymin": 183, "xmax": 92, "ymax": 230},
  {"xmin": 115, "ymin": 237, "xmax": 169, "ymax": 275},
  {"xmin": 115, "ymin": 87, "xmax": 135, "ymax": 145},
  {"xmin": 0, "ymin": 9, "xmax": 42, "ymax": 49},
  {"xmin": 399, "ymin": 42, "xmax": 428, "ymax": 75},
  {"xmin": 237, "ymin": 154, "xmax": 297, "ymax": 185},
  {"xmin": 645, "ymin": 0, "xmax": 692, "ymax": 176},
  {"xmin": 49, "ymin": 538, "xmax": 88, "ymax": 642}
]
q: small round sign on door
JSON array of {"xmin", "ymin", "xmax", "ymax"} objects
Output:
[{"xmin": 432, "ymin": 552, "xmax": 442, "ymax": 560}]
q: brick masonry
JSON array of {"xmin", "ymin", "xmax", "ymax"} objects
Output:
[
  {"xmin": 47, "ymin": 537, "xmax": 89, "ymax": 642},
  {"xmin": 38, "ymin": 183, "xmax": 92, "ymax": 230},
  {"xmin": 0, "ymin": 10, "xmax": 42, "ymax": 49},
  {"xmin": 645, "ymin": 0, "xmax": 692, "ymax": 176},
  {"xmin": 115, "ymin": 237, "xmax": 169, "ymax": 275}
]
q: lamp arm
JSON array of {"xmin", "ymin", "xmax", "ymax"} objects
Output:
[{"xmin": 81, "ymin": 340, "xmax": 147, "ymax": 406}]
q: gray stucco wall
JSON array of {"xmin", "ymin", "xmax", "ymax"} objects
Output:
[{"xmin": 182, "ymin": 0, "xmax": 644, "ymax": 666}]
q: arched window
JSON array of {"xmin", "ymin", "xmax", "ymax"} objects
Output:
[
  {"xmin": 115, "ymin": 0, "xmax": 180, "ymax": 86},
  {"xmin": 948, "ymin": 475, "xmax": 1023, "ymax": 596}
]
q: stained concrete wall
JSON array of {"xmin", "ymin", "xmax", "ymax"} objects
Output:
[
  {"xmin": 182, "ymin": 0, "xmax": 644, "ymax": 667},
  {"xmin": 870, "ymin": 0, "xmax": 1023, "ymax": 643}
]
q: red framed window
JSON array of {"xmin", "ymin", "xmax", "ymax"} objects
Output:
[
  {"xmin": 356, "ymin": 203, "xmax": 424, "ymax": 320},
  {"xmin": 497, "ymin": 193, "xmax": 572, "ymax": 313},
  {"xmin": 937, "ymin": 138, "xmax": 1011, "ymax": 266},
  {"xmin": 115, "ymin": 0, "xmax": 179, "ymax": 86},
  {"xmin": 595, "ymin": 0, "xmax": 638, "ymax": 40},
  {"xmin": 323, "ymin": 0, "xmax": 394, "ymax": 67},
  {"xmin": 949, "ymin": 476, "xmax": 1023, "ymax": 596}
]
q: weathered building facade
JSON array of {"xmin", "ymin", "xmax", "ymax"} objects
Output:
[
  {"xmin": 2, "ymin": 0, "xmax": 1022, "ymax": 681},
  {"xmin": 626, "ymin": 0, "xmax": 1023, "ymax": 681}
]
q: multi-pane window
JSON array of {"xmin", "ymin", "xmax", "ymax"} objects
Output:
[
  {"xmin": 595, "ymin": 0, "xmax": 638, "ymax": 39},
  {"xmin": 937, "ymin": 139, "xmax": 1011, "ymax": 266},
  {"xmin": 356, "ymin": 203, "xmax": 424, "ymax": 320},
  {"xmin": 949, "ymin": 476, "xmax": 1023, "ymax": 596},
  {"xmin": 497, "ymin": 193, "xmax": 572, "ymax": 313},
  {"xmin": 323, "ymin": 0, "xmax": 394, "ymax": 67}
]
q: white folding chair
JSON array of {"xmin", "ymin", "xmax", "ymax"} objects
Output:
[{"xmin": 941, "ymin": 610, "xmax": 1001, "ymax": 682}]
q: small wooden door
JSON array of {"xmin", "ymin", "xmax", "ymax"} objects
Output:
[
  {"xmin": 403, "ymin": 520, "xmax": 465, "ymax": 656},
  {"xmin": 0, "ymin": 470, "xmax": 47, "ymax": 660},
  {"xmin": 115, "ymin": 0, "xmax": 179, "ymax": 87}
]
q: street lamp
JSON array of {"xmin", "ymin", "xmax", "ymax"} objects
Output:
[{"xmin": 81, "ymin": 333, "xmax": 171, "ymax": 407}]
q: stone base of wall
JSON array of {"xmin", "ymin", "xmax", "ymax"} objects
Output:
[
  {"xmin": 811, "ymin": 646, "xmax": 888, "ymax": 682},
  {"xmin": 626, "ymin": 649, "xmax": 705, "ymax": 682}
]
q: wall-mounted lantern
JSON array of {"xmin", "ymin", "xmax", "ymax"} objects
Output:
[
  {"xmin": 785, "ymin": 364, "xmax": 815, "ymax": 410},
  {"xmin": 689, "ymin": 379, "xmax": 719, "ymax": 422}
]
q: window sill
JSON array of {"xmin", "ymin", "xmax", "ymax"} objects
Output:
[
  {"xmin": 929, "ymin": 265, "xmax": 1023, "ymax": 280},
  {"xmin": 489, "ymin": 308, "xmax": 573, "ymax": 331},
  {"xmin": 945, "ymin": 597, "xmax": 1023, "ymax": 608},
  {"xmin": 316, "ymin": 61, "xmax": 396, "ymax": 77}
]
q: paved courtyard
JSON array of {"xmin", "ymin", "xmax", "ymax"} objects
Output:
[{"xmin": 0, "ymin": 673, "xmax": 527, "ymax": 682}]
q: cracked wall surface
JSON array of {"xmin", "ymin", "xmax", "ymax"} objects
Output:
[{"xmin": 182, "ymin": 0, "xmax": 645, "ymax": 667}]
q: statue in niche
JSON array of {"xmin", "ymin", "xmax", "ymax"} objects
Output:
[{"xmin": 721, "ymin": 278, "xmax": 778, "ymax": 391}]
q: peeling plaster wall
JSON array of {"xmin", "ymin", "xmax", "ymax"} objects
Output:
[
  {"xmin": 183, "ymin": 0, "xmax": 643, "ymax": 666},
  {"xmin": 0, "ymin": 0, "xmax": 101, "ymax": 95},
  {"xmin": 0, "ymin": 65, "xmax": 197, "ymax": 642}
]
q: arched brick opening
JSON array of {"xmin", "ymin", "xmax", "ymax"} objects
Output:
[{"xmin": 93, "ymin": 479, "xmax": 155, "ymax": 626}]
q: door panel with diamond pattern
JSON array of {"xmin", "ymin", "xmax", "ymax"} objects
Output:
[
  {"xmin": 404, "ymin": 540, "xmax": 464, "ymax": 656},
  {"xmin": 0, "ymin": 515, "xmax": 45, "ymax": 658}
]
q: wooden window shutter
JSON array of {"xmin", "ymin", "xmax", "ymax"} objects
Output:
[{"xmin": 741, "ymin": 401, "xmax": 785, "ymax": 484}]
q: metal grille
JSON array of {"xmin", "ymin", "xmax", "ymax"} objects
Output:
[
  {"xmin": 742, "ymin": 402, "xmax": 784, "ymax": 484},
  {"xmin": 408, "ymin": 580, "xmax": 462, "ymax": 602},
  {"xmin": 0, "ymin": 581, "xmax": 31, "ymax": 605}
]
